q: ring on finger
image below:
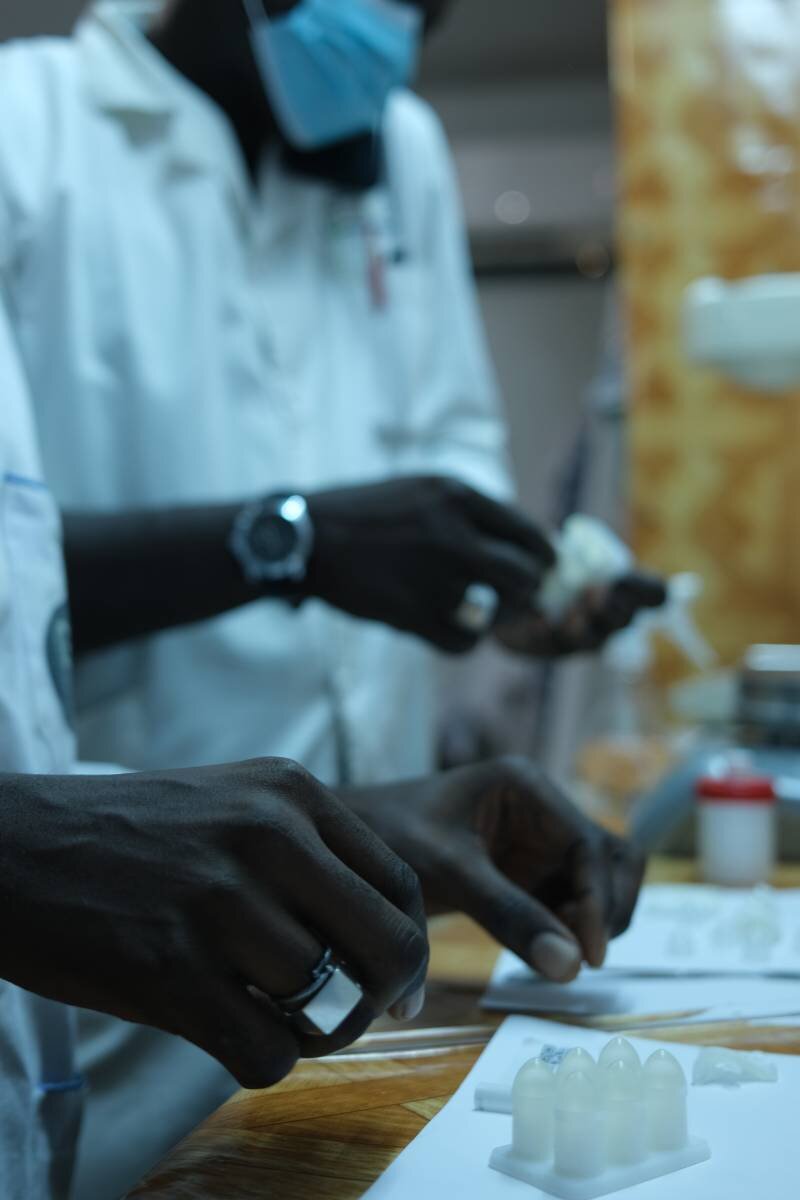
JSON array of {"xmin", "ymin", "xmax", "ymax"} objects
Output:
[
  {"xmin": 453, "ymin": 583, "xmax": 499, "ymax": 634},
  {"xmin": 248, "ymin": 948, "xmax": 364, "ymax": 1037}
]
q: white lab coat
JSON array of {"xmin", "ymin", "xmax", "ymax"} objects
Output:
[
  {"xmin": 0, "ymin": 292, "xmax": 81, "ymax": 1194},
  {"xmin": 0, "ymin": 3, "xmax": 514, "ymax": 1196},
  {"xmin": 0, "ymin": 0, "xmax": 513, "ymax": 786}
]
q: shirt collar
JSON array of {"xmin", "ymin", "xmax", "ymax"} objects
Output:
[
  {"xmin": 74, "ymin": 3, "xmax": 372, "ymax": 237},
  {"xmin": 76, "ymin": 2, "xmax": 253, "ymax": 212},
  {"xmin": 77, "ymin": 3, "xmax": 175, "ymax": 118}
]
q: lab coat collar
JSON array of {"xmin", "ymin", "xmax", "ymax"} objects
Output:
[
  {"xmin": 78, "ymin": 2, "xmax": 173, "ymax": 118},
  {"xmin": 77, "ymin": 2, "xmax": 254, "ymax": 216}
]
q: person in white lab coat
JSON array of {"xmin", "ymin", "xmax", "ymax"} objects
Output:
[
  {"xmin": 1, "ymin": 0, "xmax": 661, "ymax": 786},
  {"xmin": 0, "ymin": 1, "xmax": 664, "ymax": 1196}
]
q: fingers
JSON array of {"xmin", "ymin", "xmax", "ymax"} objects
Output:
[
  {"xmin": 614, "ymin": 572, "xmax": 668, "ymax": 610},
  {"xmin": 557, "ymin": 833, "xmax": 645, "ymax": 965},
  {"xmin": 436, "ymin": 547, "xmax": 543, "ymax": 651},
  {"xmin": 194, "ymin": 979, "xmax": 301, "ymax": 1091},
  {"xmin": 542, "ymin": 571, "xmax": 669, "ymax": 654},
  {"xmin": 543, "ymin": 590, "xmax": 629, "ymax": 653},
  {"xmin": 416, "ymin": 613, "xmax": 482, "ymax": 655},
  {"xmin": 296, "ymin": 805, "xmax": 429, "ymax": 1018},
  {"xmin": 480, "ymin": 760, "xmax": 643, "ymax": 967},
  {"xmin": 607, "ymin": 836, "xmax": 646, "ymax": 936},
  {"xmin": 445, "ymin": 847, "xmax": 584, "ymax": 982},
  {"xmin": 295, "ymin": 863, "xmax": 428, "ymax": 1020},
  {"xmin": 208, "ymin": 890, "xmax": 385, "ymax": 1062},
  {"xmin": 455, "ymin": 484, "xmax": 556, "ymax": 566},
  {"xmin": 216, "ymin": 875, "xmax": 419, "ymax": 1061},
  {"xmin": 215, "ymin": 894, "xmax": 327, "ymax": 1000},
  {"xmin": 200, "ymin": 873, "xmax": 380, "ymax": 1060},
  {"xmin": 525, "ymin": 767, "xmax": 635, "ymax": 964},
  {"xmin": 557, "ymin": 840, "xmax": 612, "ymax": 969},
  {"xmin": 315, "ymin": 794, "xmax": 428, "ymax": 936},
  {"xmin": 226, "ymin": 766, "xmax": 427, "ymax": 1050},
  {"xmin": 458, "ymin": 538, "xmax": 549, "ymax": 607},
  {"xmin": 580, "ymin": 574, "xmax": 665, "ymax": 644},
  {"xmin": 588, "ymin": 572, "xmax": 668, "ymax": 636}
]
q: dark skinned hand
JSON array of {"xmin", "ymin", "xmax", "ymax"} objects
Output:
[
  {"xmin": 0, "ymin": 759, "xmax": 428, "ymax": 1089},
  {"xmin": 342, "ymin": 757, "xmax": 645, "ymax": 983},
  {"xmin": 495, "ymin": 573, "xmax": 668, "ymax": 658},
  {"xmin": 305, "ymin": 475, "xmax": 556, "ymax": 654}
]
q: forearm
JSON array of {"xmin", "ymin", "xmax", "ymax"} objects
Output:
[
  {"xmin": 64, "ymin": 475, "xmax": 557, "ymax": 659},
  {"xmin": 0, "ymin": 771, "xmax": 79, "ymax": 993},
  {"xmin": 63, "ymin": 504, "xmax": 273, "ymax": 655}
]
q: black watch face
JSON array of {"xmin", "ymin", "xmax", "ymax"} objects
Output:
[{"xmin": 251, "ymin": 513, "xmax": 297, "ymax": 563}]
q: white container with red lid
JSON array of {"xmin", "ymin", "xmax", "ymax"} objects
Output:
[{"xmin": 696, "ymin": 772, "xmax": 777, "ymax": 887}]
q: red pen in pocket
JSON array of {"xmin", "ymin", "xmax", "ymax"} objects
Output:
[{"xmin": 362, "ymin": 217, "xmax": 388, "ymax": 311}]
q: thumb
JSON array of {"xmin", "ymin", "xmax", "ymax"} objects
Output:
[{"xmin": 451, "ymin": 851, "xmax": 584, "ymax": 983}]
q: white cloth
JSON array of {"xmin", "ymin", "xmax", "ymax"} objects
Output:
[
  {"xmin": 0, "ymin": 0, "xmax": 513, "ymax": 786},
  {"xmin": 0, "ymin": 283, "xmax": 80, "ymax": 1195}
]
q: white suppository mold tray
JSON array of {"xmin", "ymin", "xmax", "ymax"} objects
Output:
[
  {"xmin": 489, "ymin": 1140, "xmax": 711, "ymax": 1200},
  {"xmin": 489, "ymin": 1038, "xmax": 711, "ymax": 1200}
]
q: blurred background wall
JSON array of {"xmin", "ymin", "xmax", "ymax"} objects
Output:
[
  {"xmin": 419, "ymin": 0, "xmax": 617, "ymax": 527},
  {"xmin": 0, "ymin": 0, "xmax": 86, "ymax": 38},
  {"xmin": 611, "ymin": 0, "xmax": 800, "ymax": 678}
]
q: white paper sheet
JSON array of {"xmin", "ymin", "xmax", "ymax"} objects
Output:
[
  {"xmin": 602, "ymin": 884, "xmax": 800, "ymax": 976},
  {"xmin": 484, "ymin": 950, "xmax": 800, "ymax": 1022},
  {"xmin": 363, "ymin": 1016, "xmax": 800, "ymax": 1199}
]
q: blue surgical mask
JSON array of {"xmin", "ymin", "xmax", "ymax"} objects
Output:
[{"xmin": 242, "ymin": 0, "xmax": 423, "ymax": 151}]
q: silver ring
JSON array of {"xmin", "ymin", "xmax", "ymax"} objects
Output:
[
  {"xmin": 251, "ymin": 950, "xmax": 364, "ymax": 1037},
  {"xmin": 454, "ymin": 583, "xmax": 500, "ymax": 634}
]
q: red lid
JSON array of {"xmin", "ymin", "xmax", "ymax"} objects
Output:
[{"xmin": 696, "ymin": 774, "xmax": 776, "ymax": 804}]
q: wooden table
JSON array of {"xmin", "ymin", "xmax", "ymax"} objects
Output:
[{"xmin": 128, "ymin": 860, "xmax": 800, "ymax": 1199}]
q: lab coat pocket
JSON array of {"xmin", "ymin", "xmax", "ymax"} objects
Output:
[{"xmin": 1, "ymin": 475, "xmax": 75, "ymax": 770}]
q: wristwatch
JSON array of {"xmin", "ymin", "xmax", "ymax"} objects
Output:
[{"xmin": 229, "ymin": 494, "xmax": 315, "ymax": 585}]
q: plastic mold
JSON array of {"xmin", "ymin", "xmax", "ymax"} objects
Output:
[
  {"xmin": 692, "ymin": 1046, "xmax": 778, "ymax": 1088},
  {"xmin": 489, "ymin": 1039, "xmax": 710, "ymax": 1200}
]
